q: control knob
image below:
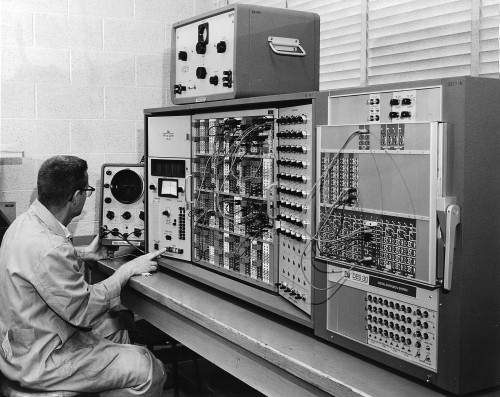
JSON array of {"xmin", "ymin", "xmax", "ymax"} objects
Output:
[
  {"xmin": 216, "ymin": 41, "xmax": 226, "ymax": 53},
  {"xmin": 122, "ymin": 211, "xmax": 131, "ymax": 220},
  {"xmin": 196, "ymin": 42, "xmax": 206, "ymax": 54},
  {"xmin": 196, "ymin": 67, "xmax": 207, "ymax": 79},
  {"xmin": 209, "ymin": 75, "xmax": 219, "ymax": 86}
]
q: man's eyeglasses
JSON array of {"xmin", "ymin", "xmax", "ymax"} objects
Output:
[{"xmin": 80, "ymin": 186, "xmax": 95, "ymax": 197}]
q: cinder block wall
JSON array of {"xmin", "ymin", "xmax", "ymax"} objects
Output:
[{"xmin": 0, "ymin": 0, "xmax": 214, "ymax": 237}]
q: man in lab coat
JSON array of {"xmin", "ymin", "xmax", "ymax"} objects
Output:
[{"xmin": 0, "ymin": 155, "xmax": 167, "ymax": 396}]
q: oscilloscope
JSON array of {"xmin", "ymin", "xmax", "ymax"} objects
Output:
[{"xmin": 99, "ymin": 164, "xmax": 145, "ymax": 248}]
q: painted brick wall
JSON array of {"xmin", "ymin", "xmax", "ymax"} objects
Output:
[{"xmin": 0, "ymin": 0, "xmax": 214, "ymax": 237}]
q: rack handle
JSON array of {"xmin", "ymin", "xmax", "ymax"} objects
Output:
[
  {"xmin": 267, "ymin": 183, "xmax": 277, "ymax": 220},
  {"xmin": 268, "ymin": 36, "xmax": 306, "ymax": 57},
  {"xmin": 185, "ymin": 174, "xmax": 193, "ymax": 206},
  {"xmin": 443, "ymin": 204, "xmax": 460, "ymax": 291}
]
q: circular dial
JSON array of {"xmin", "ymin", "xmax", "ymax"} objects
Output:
[{"xmin": 110, "ymin": 169, "xmax": 144, "ymax": 204}]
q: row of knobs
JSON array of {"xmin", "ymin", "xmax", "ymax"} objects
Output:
[
  {"xmin": 108, "ymin": 227, "xmax": 142, "ymax": 238},
  {"xmin": 277, "ymin": 145, "xmax": 307, "ymax": 153},
  {"xmin": 368, "ymin": 98, "xmax": 412, "ymax": 106},
  {"xmin": 276, "ymin": 214, "xmax": 304, "ymax": 227},
  {"xmin": 277, "ymin": 130, "xmax": 307, "ymax": 139},
  {"xmin": 367, "ymin": 306, "xmax": 432, "ymax": 337},
  {"xmin": 276, "ymin": 227, "xmax": 307, "ymax": 241},
  {"xmin": 389, "ymin": 111, "xmax": 412, "ymax": 119},
  {"xmin": 277, "ymin": 186, "xmax": 307, "ymax": 198},
  {"xmin": 275, "ymin": 282, "xmax": 306, "ymax": 300},
  {"xmin": 177, "ymin": 40, "xmax": 227, "ymax": 59},
  {"xmin": 368, "ymin": 323, "xmax": 432, "ymax": 361},
  {"xmin": 367, "ymin": 317, "xmax": 431, "ymax": 344},
  {"xmin": 106, "ymin": 210, "xmax": 144, "ymax": 221},
  {"xmin": 277, "ymin": 159, "xmax": 307, "ymax": 168},
  {"xmin": 277, "ymin": 172, "xmax": 307, "ymax": 183},
  {"xmin": 277, "ymin": 200, "xmax": 305, "ymax": 212},
  {"xmin": 276, "ymin": 115, "xmax": 307, "ymax": 124},
  {"xmin": 367, "ymin": 295, "xmax": 429, "ymax": 318},
  {"xmin": 367, "ymin": 324, "xmax": 413, "ymax": 346},
  {"xmin": 369, "ymin": 110, "xmax": 412, "ymax": 121}
]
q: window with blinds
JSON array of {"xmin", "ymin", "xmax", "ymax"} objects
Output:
[
  {"xmin": 218, "ymin": 0, "xmax": 499, "ymax": 88},
  {"xmin": 479, "ymin": 0, "xmax": 500, "ymax": 78},
  {"xmin": 367, "ymin": 0, "xmax": 500, "ymax": 85},
  {"xmin": 289, "ymin": 0, "xmax": 365, "ymax": 89}
]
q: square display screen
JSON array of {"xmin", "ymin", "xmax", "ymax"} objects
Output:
[{"xmin": 158, "ymin": 178, "xmax": 178, "ymax": 198}]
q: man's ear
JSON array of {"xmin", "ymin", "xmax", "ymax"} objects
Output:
[{"xmin": 69, "ymin": 190, "xmax": 80, "ymax": 206}]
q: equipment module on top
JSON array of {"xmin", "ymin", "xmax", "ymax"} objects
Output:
[{"xmin": 171, "ymin": 3, "xmax": 319, "ymax": 104}]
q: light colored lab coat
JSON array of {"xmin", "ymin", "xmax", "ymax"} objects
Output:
[{"xmin": 0, "ymin": 200, "xmax": 165, "ymax": 395}]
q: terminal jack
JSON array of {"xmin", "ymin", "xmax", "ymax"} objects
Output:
[
  {"xmin": 174, "ymin": 84, "xmax": 186, "ymax": 95},
  {"xmin": 222, "ymin": 70, "xmax": 233, "ymax": 88},
  {"xmin": 165, "ymin": 247, "xmax": 184, "ymax": 254}
]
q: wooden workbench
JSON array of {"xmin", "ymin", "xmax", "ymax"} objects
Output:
[{"xmin": 90, "ymin": 256, "xmax": 500, "ymax": 397}]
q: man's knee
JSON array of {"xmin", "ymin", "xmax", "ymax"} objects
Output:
[
  {"xmin": 99, "ymin": 346, "xmax": 166, "ymax": 397},
  {"xmin": 128, "ymin": 346, "xmax": 166, "ymax": 395},
  {"xmin": 150, "ymin": 352, "xmax": 167, "ymax": 393}
]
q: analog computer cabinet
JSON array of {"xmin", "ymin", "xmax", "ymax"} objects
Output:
[
  {"xmin": 314, "ymin": 76, "xmax": 500, "ymax": 395},
  {"xmin": 145, "ymin": 91, "xmax": 327, "ymax": 327}
]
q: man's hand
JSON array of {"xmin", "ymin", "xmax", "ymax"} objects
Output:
[
  {"xmin": 82, "ymin": 235, "xmax": 108, "ymax": 262},
  {"xmin": 122, "ymin": 248, "xmax": 167, "ymax": 278}
]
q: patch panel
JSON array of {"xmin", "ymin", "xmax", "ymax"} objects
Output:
[
  {"xmin": 191, "ymin": 110, "xmax": 276, "ymax": 290},
  {"xmin": 319, "ymin": 208, "xmax": 417, "ymax": 278}
]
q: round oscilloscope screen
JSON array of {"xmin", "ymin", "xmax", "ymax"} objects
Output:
[{"xmin": 110, "ymin": 169, "xmax": 144, "ymax": 204}]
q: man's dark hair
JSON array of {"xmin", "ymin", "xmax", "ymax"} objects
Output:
[{"xmin": 37, "ymin": 156, "xmax": 88, "ymax": 209}]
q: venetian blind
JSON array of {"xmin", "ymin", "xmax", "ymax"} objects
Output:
[
  {"xmin": 479, "ymin": 0, "xmax": 500, "ymax": 77},
  {"xmin": 367, "ymin": 0, "xmax": 499, "ymax": 85},
  {"xmin": 289, "ymin": 0, "xmax": 365, "ymax": 89},
  {"xmin": 220, "ymin": 0, "xmax": 499, "ymax": 88}
]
